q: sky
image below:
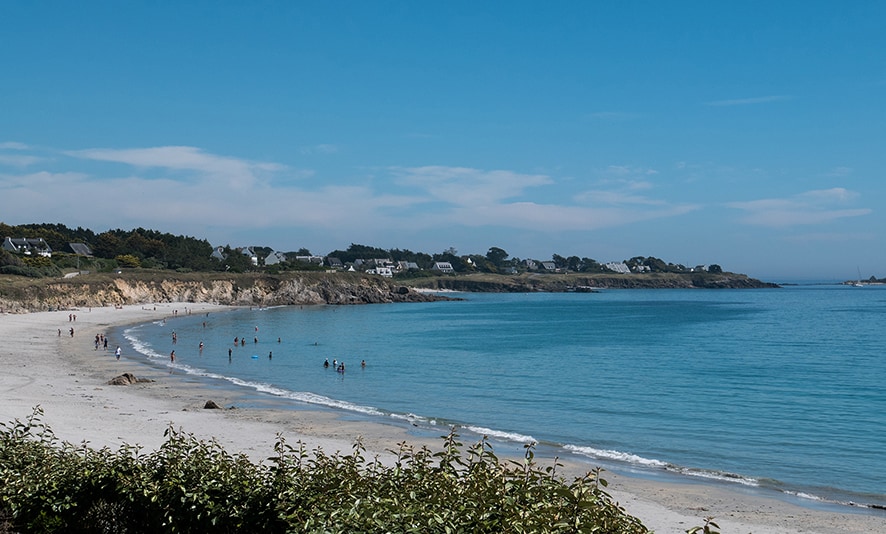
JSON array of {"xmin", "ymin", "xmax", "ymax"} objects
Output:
[{"xmin": 1, "ymin": 2, "xmax": 884, "ymax": 281}]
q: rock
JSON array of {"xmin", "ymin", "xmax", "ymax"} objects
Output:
[
  {"xmin": 203, "ymin": 400, "xmax": 222, "ymax": 409},
  {"xmin": 107, "ymin": 373, "xmax": 153, "ymax": 385}
]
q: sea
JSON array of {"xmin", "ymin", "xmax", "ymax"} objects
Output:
[{"xmin": 117, "ymin": 284, "xmax": 886, "ymax": 512}]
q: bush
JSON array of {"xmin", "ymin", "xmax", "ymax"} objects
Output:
[{"xmin": 0, "ymin": 408, "xmax": 649, "ymax": 533}]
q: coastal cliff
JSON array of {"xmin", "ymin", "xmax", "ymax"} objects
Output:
[
  {"xmin": 0, "ymin": 270, "xmax": 778, "ymax": 313},
  {"xmin": 408, "ymin": 272, "xmax": 779, "ymax": 292},
  {"xmin": 0, "ymin": 272, "xmax": 450, "ymax": 313}
]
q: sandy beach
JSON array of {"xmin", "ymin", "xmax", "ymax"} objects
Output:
[{"xmin": 1, "ymin": 304, "xmax": 882, "ymax": 533}]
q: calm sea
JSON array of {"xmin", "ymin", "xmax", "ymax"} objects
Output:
[{"xmin": 120, "ymin": 285, "xmax": 886, "ymax": 510}]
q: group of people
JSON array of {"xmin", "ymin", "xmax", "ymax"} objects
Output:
[{"xmin": 324, "ymin": 358, "xmax": 367, "ymax": 373}]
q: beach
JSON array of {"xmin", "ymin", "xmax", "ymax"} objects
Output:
[{"xmin": 1, "ymin": 304, "xmax": 882, "ymax": 534}]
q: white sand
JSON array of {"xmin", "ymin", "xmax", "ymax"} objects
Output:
[{"xmin": 1, "ymin": 305, "xmax": 883, "ymax": 533}]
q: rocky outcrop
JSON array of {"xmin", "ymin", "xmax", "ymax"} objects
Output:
[
  {"xmin": 0, "ymin": 272, "xmax": 455, "ymax": 312},
  {"xmin": 107, "ymin": 373, "xmax": 154, "ymax": 385},
  {"xmin": 413, "ymin": 272, "xmax": 779, "ymax": 292}
]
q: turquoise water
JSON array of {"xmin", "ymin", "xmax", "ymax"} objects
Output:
[{"xmin": 121, "ymin": 285, "xmax": 886, "ymax": 510}]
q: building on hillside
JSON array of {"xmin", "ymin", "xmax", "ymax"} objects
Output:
[
  {"xmin": 604, "ymin": 262, "xmax": 631, "ymax": 274},
  {"xmin": 242, "ymin": 247, "xmax": 258, "ymax": 266},
  {"xmin": 432, "ymin": 261, "xmax": 454, "ymax": 274},
  {"xmin": 540, "ymin": 261, "xmax": 558, "ymax": 272},
  {"xmin": 367, "ymin": 266, "xmax": 393, "ymax": 278},
  {"xmin": 326, "ymin": 257, "xmax": 344, "ymax": 269},
  {"xmin": 523, "ymin": 259, "xmax": 538, "ymax": 270},
  {"xmin": 397, "ymin": 260, "xmax": 420, "ymax": 271},
  {"xmin": 2, "ymin": 237, "xmax": 52, "ymax": 257},
  {"xmin": 210, "ymin": 246, "xmax": 227, "ymax": 261},
  {"xmin": 295, "ymin": 255, "xmax": 325, "ymax": 265},
  {"xmin": 263, "ymin": 251, "xmax": 288, "ymax": 266},
  {"xmin": 68, "ymin": 243, "xmax": 93, "ymax": 256}
]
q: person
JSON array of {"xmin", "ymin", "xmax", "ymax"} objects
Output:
[
  {"xmin": 170, "ymin": 350, "xmax": 175, "ymax": 362},
  {"xmin": 324, "ymin": 358, "xmax": 329, "ymax": 368},
  {"xmin": 199, "ymin": 341, "xmax": 204, "ymax": 353},
  {"xmin": 115, "ymin": 346, "xmax": 122, "ymax": 360},
  {"xmin": 268, "ymin": 351, "xmax": 272, "ymax": 360},
  {"xmin": 228, "ymin": 347, "xmax": 232, "ymax": 358},
  {"xmin": 361, "ymin": 359, "xmax": 366, "ymax": 368}
]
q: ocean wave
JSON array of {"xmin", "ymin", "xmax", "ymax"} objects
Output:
[
  {"xmin": 464, "ymin": 426, "xmax": 536, "ymax": 444},
  {"xmin": 564, "ymin": 444, "xmax": 668, "ymax": 468}
]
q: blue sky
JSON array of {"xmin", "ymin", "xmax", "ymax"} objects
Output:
[{"xmin": 1, "ymin": 2, "xmax": 884, "ymax": 281}]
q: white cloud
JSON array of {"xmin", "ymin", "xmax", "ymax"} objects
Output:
[
  {"xmin": 705, "ymin": 95, "xmax": 791, "ymax": 107},
  {"xmin": 67, "ymin": 146, "xmax": 287, "ymax": 190},
  {"xmin": 0, "ymin": 154, "xmax": 41, "ymax": 167},
  {"xmin": 0, "ymin": 142, "xmax": 30, "ymax": 150},
  {"xmin": 0, "ymin": 149, "xmax": 700, "ymax": 249},
  {"xmin": 299, "ymin": 144, "xmax": 339, "ymax": 155},
  {"xmin": 728, "ymin": 188, "xmax": 871, "ymax": 227},
  {"xmin": 390, "ymin": 166, "xmax": 552, "ymax": 206}
]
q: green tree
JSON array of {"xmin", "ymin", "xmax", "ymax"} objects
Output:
[
  {"xmin": 115, "ymin": 254, "xmax": 141, "ymax": 268},
  {"xmin": 485, "ymin": 247, "xmax": 509, "ymax": 267}
]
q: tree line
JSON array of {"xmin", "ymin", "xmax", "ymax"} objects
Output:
[{"xmin": 0, "ymin": 222, "xmax": 721, "ymax": 277}]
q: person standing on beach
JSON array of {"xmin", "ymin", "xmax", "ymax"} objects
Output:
[
  {"xmin": 170, "ymin": 350, "xmax": 175, "ymax": 362},
  {"xmin": 115, "ymin": 346, "xmax": 122, "ymax": 360}
]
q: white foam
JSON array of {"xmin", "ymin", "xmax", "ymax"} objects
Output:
[
  {"xmin": 565, "ymin": 444, "xmax": 668, "ymax": 468},
  {"xmin": 464, "ymin": 425, "xmax": 536, "ymax": 444}
]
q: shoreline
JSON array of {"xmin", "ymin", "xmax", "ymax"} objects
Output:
[{"xmin": 1, "ymin": 305, "xmax": 883, "ymax": 533}]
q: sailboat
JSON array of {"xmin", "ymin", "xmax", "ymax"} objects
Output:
[{"xmin": 853, "ymin": 267, "xmax": 864, "ymax": 287}]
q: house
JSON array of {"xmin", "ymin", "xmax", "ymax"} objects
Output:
[
  {"xmin": 396, "ymin": 260, "xmax": 420, "ymax": 271},
  {"xmin": 263, "ymin": 251, "xmax": 288, "ymax": 266},
  {"xmin": 2, "ymin": 237, "xmax": 52, "ymax": 257},
  {"xmin": 210, "ymin": 246, "xmax": 227, "ymax": 261},
  {"xmin": 326, "ymin": 257, "xmax": 344, "ymax": 269},
  {"xmin": 295, "ymin": 255, "xmax": 325, "ymax": 265},
  {"xmin": 242, "ymin": 247, "xmax": 258, "ymax": 266},
  {"xmin": 432, "ymin": 261, "xmax": 454, "ymax": 274},
  {"xmin": 604, "ymin": 262, "xmax": 631, "ymax": 274},
  {"xmin": 367, "ymin": 266, "xmax": 394, "ymax": 278},
  {"xmin": 68, "ymin": 243, "xmax": 93, "ymax": 256},
  {"xmin": 540, "ymin": 261, "xmax": 558, "ymax": 272},
  {"xmin": 523, "ymin": 259, "xmax": 538, "ymax": 270}
]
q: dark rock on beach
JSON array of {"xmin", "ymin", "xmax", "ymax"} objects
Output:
[{"xmin": 107, "ymin": 373, "xmax": 154, "ymax": 385}]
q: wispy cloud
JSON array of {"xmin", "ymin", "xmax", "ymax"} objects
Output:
[
  {"xmin": 390, "ymin": 166, "xmax": 552, "ymax": 206},
  {"xmin": 705, "ymin": 95, "xmax": 792, "ymax": 107},
  {"xmin": 0, "ymin": 141, "xmax": 30, "ymax": 150},
  {"xmin": 0, "ymin": 154, "xmax": 41, "ymax": 167},
  {"xmin": 299, "ymin": 144, "xmax": 339, "ymax": 155},
  {"xmin": 587, "ymin": 111, "xmax": 642, "ymax": 121},
  {"xmin": 67, "ymin": 146, "xmax": 287, "ymax": 190},
  {"xmin": 0, "ymin": 146, "xmax": 701, "ymax": 248},
  {"xmin": 728, "ymin": 188, "xmax": 871, "ymax": 227},
  {"xmin": 825, "ymin": 166, "xmax": 852, "ymax": 178}
]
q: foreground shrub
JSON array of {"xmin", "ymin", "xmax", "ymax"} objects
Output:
[{"xmin": 0, "ymin": 408, "xmax": 649, "ymax": 533}]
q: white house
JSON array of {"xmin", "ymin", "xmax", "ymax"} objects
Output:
[
  {"xmin": 604, "ymin": 262, "xmax": 631, "ymax": 274},
  {"xmin": 367, "ymin": 266, "xmax": 394, "ymax": 278},
  {"xmin": 2, "ymin": 237, "xmax": 52, "ymax": 257}
]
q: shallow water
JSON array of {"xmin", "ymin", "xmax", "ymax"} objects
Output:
[{"xmin": 122, "ymin": 285, "xmax": 886, "ymax": 509}]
